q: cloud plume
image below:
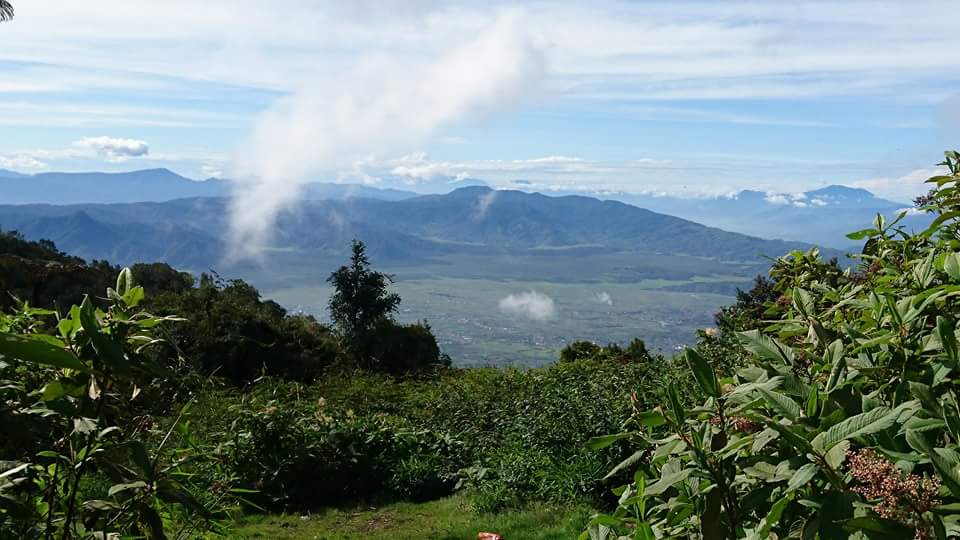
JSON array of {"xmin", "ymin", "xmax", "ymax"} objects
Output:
[
  {"xmin": 228, "ymin": 10, "xmax": 545, "ymax": 259},
  {"xmin": 499, "ymin": 290, "xmax": 557, "ymax": 321}
]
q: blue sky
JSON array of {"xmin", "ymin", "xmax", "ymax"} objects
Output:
[{"xmin": 0, "ymin": 1, "xmax": 958, "ymax": 203}]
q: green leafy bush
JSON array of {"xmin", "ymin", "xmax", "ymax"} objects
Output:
[
  {"xmin": 223, "ymin": 388, "xmax": 462, "ymax": 509},
  {"xmin": 584, "ymin": 152, "xmax": 960, "ymax": 540},
  {"xmin": 205, "ymin": 352, "xmax": 693, "ymax": 513},
  {"xmin": 145, "ymin": 273, "xmax": 341, "ymax": 382},
  {"xmin": 0, "ymin": 269, "xmax": 230, "ymax": 539}
]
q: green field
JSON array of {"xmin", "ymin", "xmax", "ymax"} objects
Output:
[
  {"xmin": 243, "ymin": 250, "xmax": 757, "ymax": 366},
  {"xmin": 264, "ymin": 276, "xmax": 733, "ymax": 366}
]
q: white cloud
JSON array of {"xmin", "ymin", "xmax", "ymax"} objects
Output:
[
  {"xmin": 0, "ymin": 155, "xmax": 48, "ymax": 172},
  {"xmin": 594, "ymin": 291, "xmax": 613, "ymax": 306},
  {"xmin": 1, "ymin": 1, "xmax": 958, "ymax": 135},
  {"xmin": 764, "ymin": 193, "xmax": 789, "ymax": 205},
  {"xmin": 228, "ymin": 10, "xmax": 546, "ymax": 259},
  {"xmin": 73, "ymin": 136, "xmax": 149, "ymax": 161},
  {"xmin": 853, "ymin": 167, "xmax": 946, "ymax": 202},
  {"xmin": 499, "ymin": 290, "xmax": 557, "ymax": 321}
]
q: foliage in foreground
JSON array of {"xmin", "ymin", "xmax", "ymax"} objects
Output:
[
  {"xmin": 0, "ymin": 270, "xmax": 230, "ymax": 539},
  {"xmin": 188, "ymin": 354, "xmax": 694, "ymax": 514},
  {"xmin": 586, "ymin": 152, "xmax": 960, "ymax": 539}
]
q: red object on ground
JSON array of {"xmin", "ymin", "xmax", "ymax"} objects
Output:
[{"xmin": 478, "ymin": 533, "xmax": 503, "ymax": 540}]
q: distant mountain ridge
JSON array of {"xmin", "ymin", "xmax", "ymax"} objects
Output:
[
  {"xmin": 593, "ymin": 184, "xmax": 928, "ymax": 248},
  {"xmin": 0, "ymin": 168, "xmax": 419, "ymax": 205},
  {"xmin": 0, "ymin": 185, "xmax": 839, "ymax": 271},
  {"xmin": 1, "ymin": 167, "xmax": 918, "ymax": 249}
]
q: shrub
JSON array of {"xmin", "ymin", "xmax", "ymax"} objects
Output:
[
  {"xmin": 0, "ymin": 269, "xmax": 230, "ymax": 539},
  {"xmin": 584, "ymin": 152, "xmax": 960, "ymax": 540},
  {"xmin": 145, "ymin": 273, "xmax": 341, "ymax": 382},
  {"xmin": 370, "ymin": 320, "xmax": 450, "ymax": 374}
]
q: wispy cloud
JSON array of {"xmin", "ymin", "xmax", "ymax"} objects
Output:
[
  {"xmin": 853, "ymin": 167, "xmax": 947, "ymax": 202},
  {"xmin": 0, "ymin": 1, "xmax": 955, "ymax": 201}
]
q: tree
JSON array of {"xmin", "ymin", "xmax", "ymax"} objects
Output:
[
  {"xmin": 328, "ymin": 240, "xmax": 401, "ymax": 364},
  {"xmin": 0, "ymin": 1, "xmax": 12, "ymax": 22}
]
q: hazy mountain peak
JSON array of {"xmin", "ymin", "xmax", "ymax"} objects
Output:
[
  {"xmin": 805, "ymin": 185, "xmax": 875, "ymax": 199},
  {"xmin": 448, "ymin": 185, "xmax": 494, "ymax": 196},
  {"xmin": 0, "ymin": 169, "xmax": 28, "ymax": 178}
]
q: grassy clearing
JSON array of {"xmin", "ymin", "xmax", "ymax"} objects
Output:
[{"xmin": 223, "ymin": 495, "xmax": 594, "ymax": 539}]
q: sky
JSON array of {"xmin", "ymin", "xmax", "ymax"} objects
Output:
[{"xmin": 0, "ymin": 1, "xmax": 958, "ymax": 203}]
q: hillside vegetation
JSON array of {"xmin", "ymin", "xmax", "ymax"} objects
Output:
[{"xmin": 1, "ymin": 151, "xmax": 959, "ymax": 539}]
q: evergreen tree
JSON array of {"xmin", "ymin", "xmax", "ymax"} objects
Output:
[{"xmin": 328, "ymin": 240, "xmax": 401, "ymax": 364}]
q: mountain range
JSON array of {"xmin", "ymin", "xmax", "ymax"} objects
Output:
[
  {"xmin": 0, "ymin": 168, "xmax": 419, "ymax": 205},
  {"xmin": 0, "ymin": 185, "xmax": 830, "ymax": 272},
  {"xmin": 1, "ymin": 168, "xmax": 928, "ymax": 248},
  {"xmin": 595, "ymin": 185, "xmax": 929, "ymax": 248}
]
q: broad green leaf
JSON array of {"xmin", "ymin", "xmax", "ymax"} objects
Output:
[
  {"xmin": 787, "ymin": 463, "xmax": 818, "ymax": 492},
  {"xmin": 945, "ymin": 253, "xmax": 960, "ymax": 280},
  {"xmin": 602, "ymin": 449, "xmax": 645, "ymax": 482},
  {"xmin": 73, "ymin": 417, "xmax": 98, "ymax": 434},
  {"xmin": 846, "ymin": 228, "xmax": 880, "ymax": 240},
  {"xmin": 686, "ymin": 348, "xmax": 720, "ymax": 397},
  {"xmin": 738, "ymin": 330, "xmax": 795, "ymax": 365},
  {"xmin": 929, "ymin": 447, "xmax": 960, "ymax": 497},
  {"xmin": 812, "ymin": 407, "xmax": 898, "ymax": 452},
  {"xmin": 108, "ymin": 480, "xmax": 148, "ymax": 497},
  {"xmin": 667, "ymin": 382, "xmax": 685, "ymax": 425},
  {"xmin": 0, "ymin": 332, "xmax": 89, "ymax": 373},
  {"xmin": 644, "ymin": 467, "xmax": 693, "ymax": 497},
  {"xmin": 793, "ymin": 288, "xmax": 815, "ymax": 317},
  {"xmin": 586, "ymin": 432, "xmax": 631, "ymax": 450},
  {"xmin": 116, "ymin": 267, "xmax": 134, "ymax": 296},
  {"xmin": 824, "ymin": 440, "xmax": 850, "ymax": 469},
  {"xmin": 41, "ymin": 380, "xmax": 74, "ymax": 401},
  {"xmin": 824, "ymin": 340, "xmax": 846, "ymax": 393},
  {"xmin": 635, "ymin": 523, "xmax": 655, "ymax": 540},
  {"xmin": 923, "ymin": 211, "xmax": 960, "ymax": 238},
  {"xmin": 79, "ymin": 296, "xmax": 128, "ymax": 375},
  {"xmin": 636, "ymin": 410, "xmax": 667, "ymax": 428},
  {"xmin": 123, "ymin": 286, "xmax": 145, "ymax": 308},
  {"xmin": 805, "ymin": 385, "xmax": 819, "ymax": 419},
  {"xmin": 746, "ymin": 495, "xmax": 791, "ymax": 540},
  {"xmin": 944, "ymin": 401, "xmax": 960, "ymax": 440},
  {"xmin": 766, "ymin": 420, "xmax": 813, "ymax": 454},
  {"xmin": 938, "ymin": 316, "xmax": 959, "ymax": 364},
  {"xmin": 842, "ymin": 516, "xmax": 915, "ymax": 539},
  {"xmin": 758, "ymin": 387, "xmax": 802, "ymax": 421}
]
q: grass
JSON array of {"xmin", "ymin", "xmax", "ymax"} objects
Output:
[{"xmin": 222, "ymin": 495, "xmax": 594, "ymax": 539}]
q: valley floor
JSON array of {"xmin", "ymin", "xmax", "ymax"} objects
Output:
[{"xmin": 221, "ymin": 495, "xmax": 594, "ymax": 539}]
